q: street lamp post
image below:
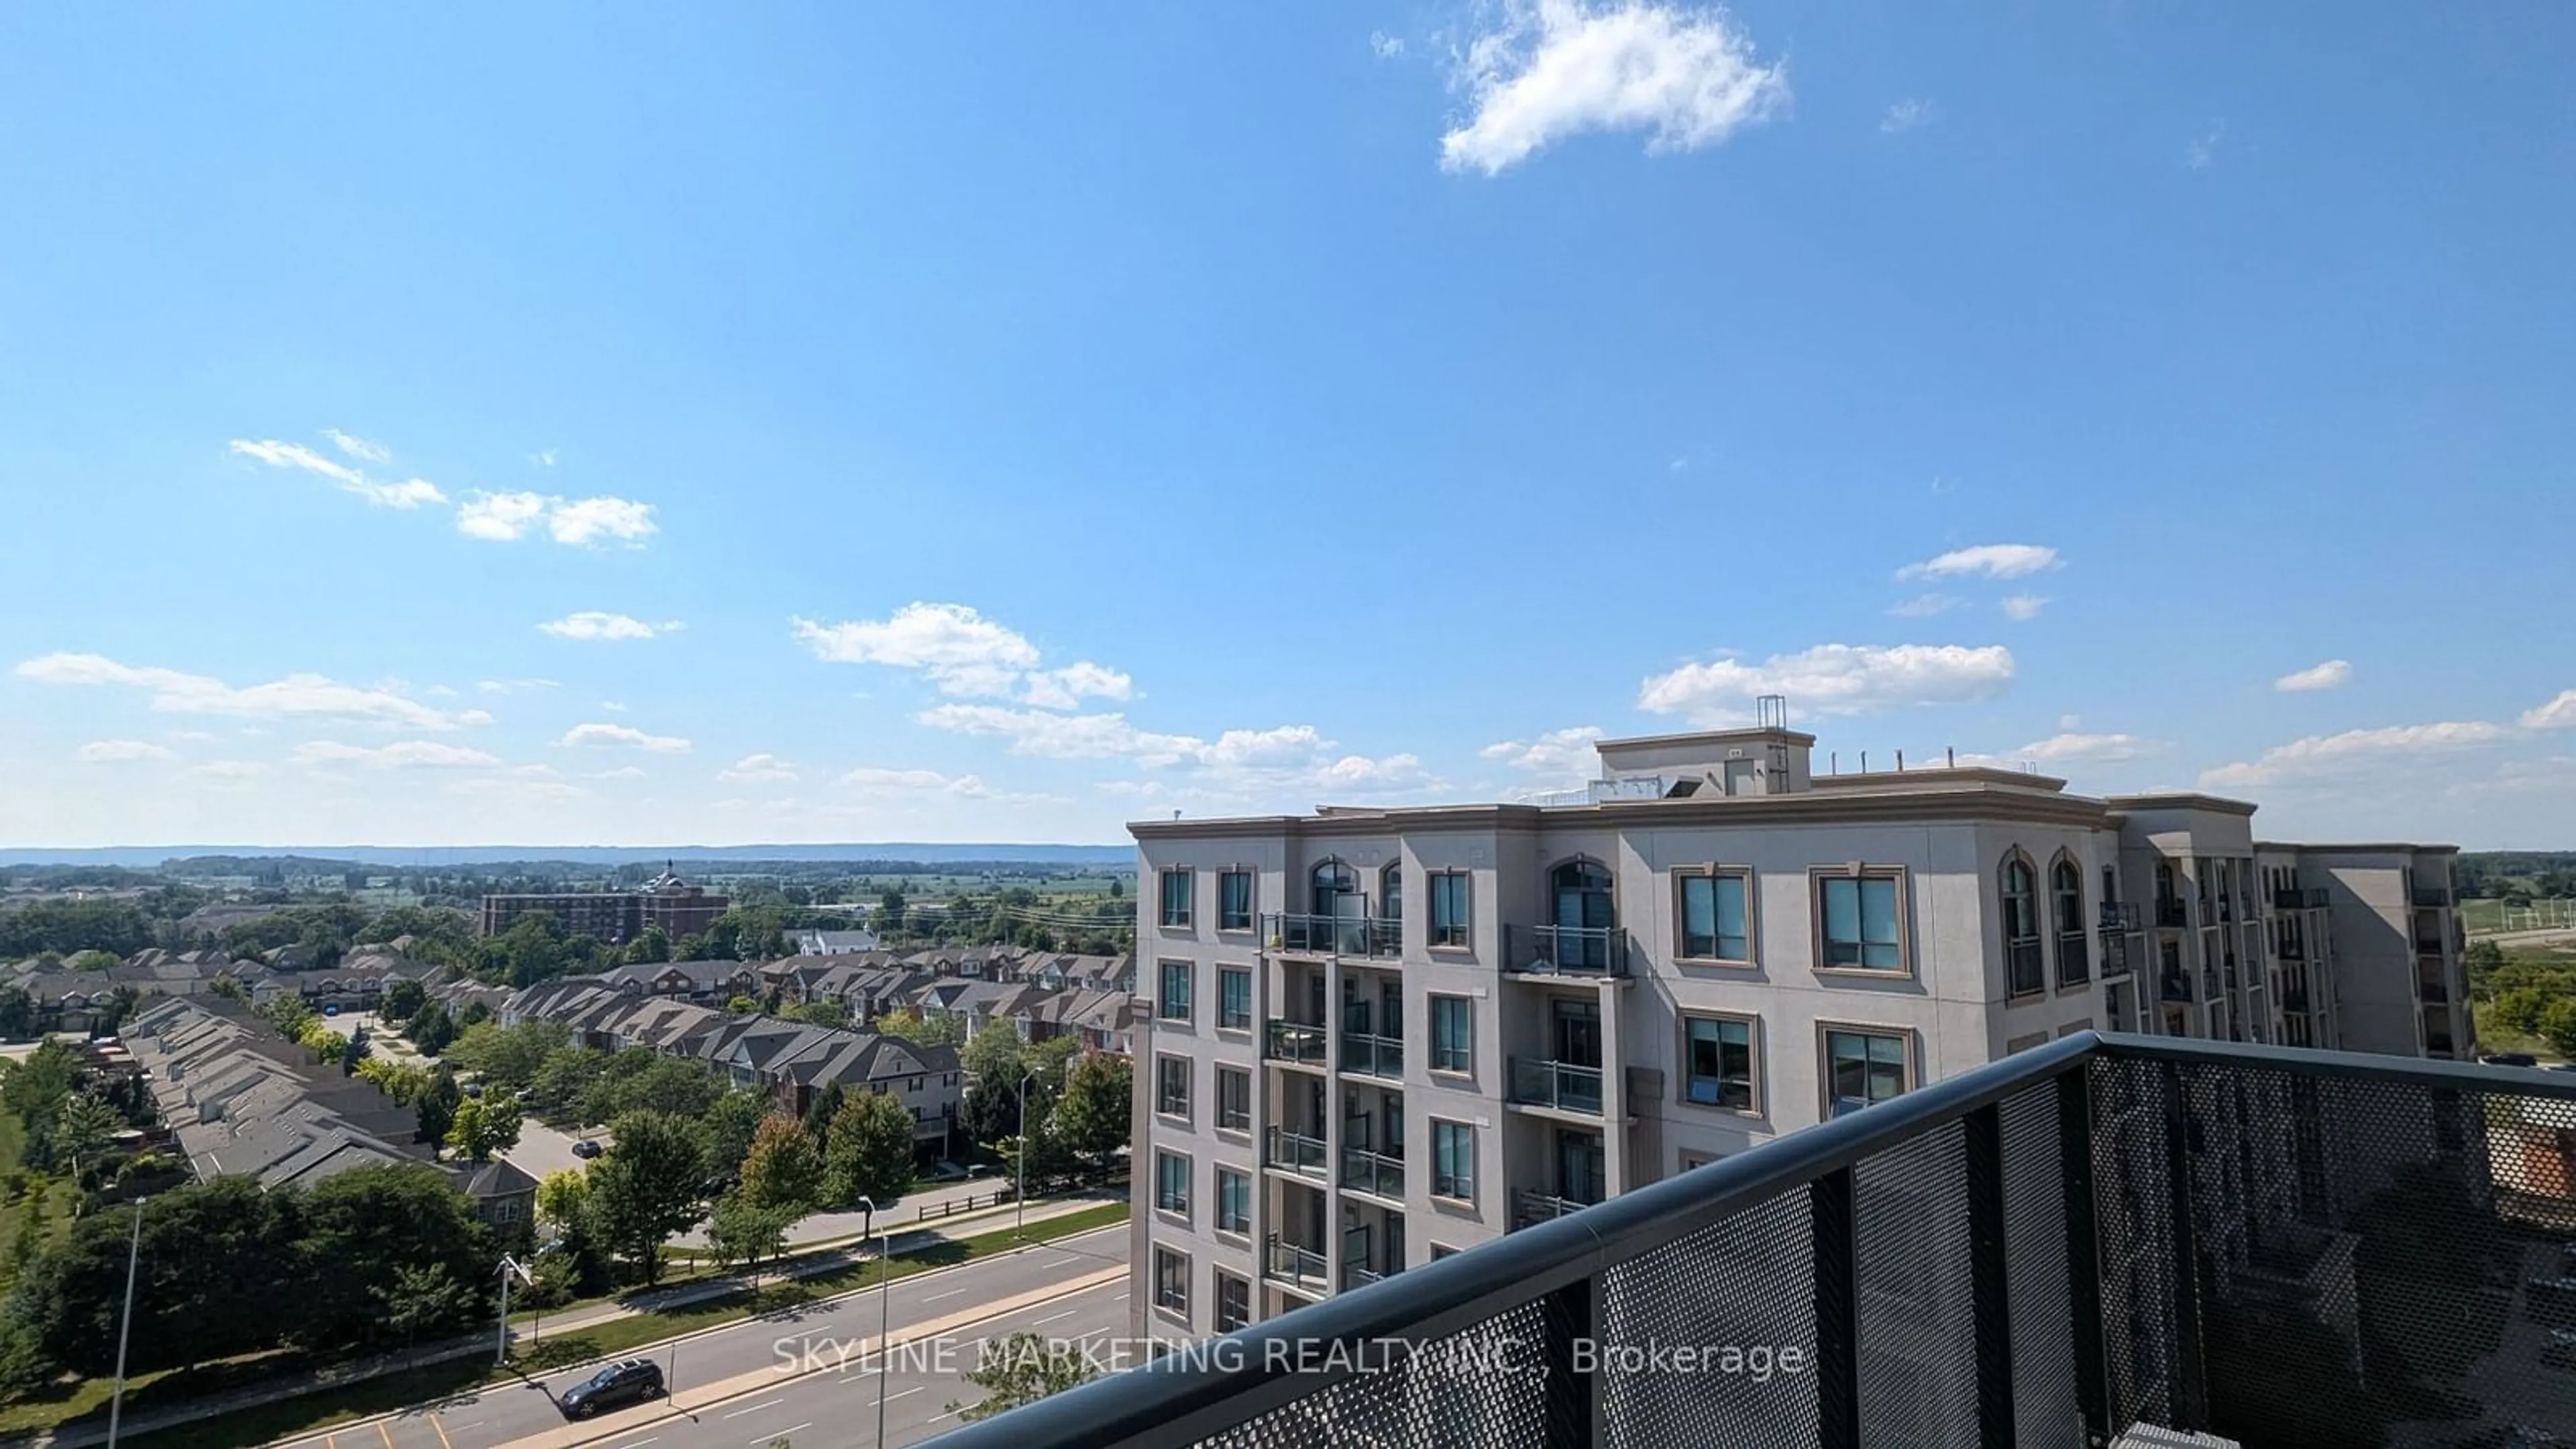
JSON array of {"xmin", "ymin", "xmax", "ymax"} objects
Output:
[
  {"xmin": 104, "ymin": 1197, "xmax": 146, "ymax": 1449},
  {"xmin": 1014, "ymin": 1070, "xmax": 1040, "ymax": 1242},
  {"xmin": 855, "ymin": 1198, "xmax": 892, "ymax": 1449}
]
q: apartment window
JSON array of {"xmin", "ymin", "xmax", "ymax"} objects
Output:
[
  {"xmin": 2002, "ymin": 857, "xmax": 2043, "ymax": 996},
  {"xmin": 1218, "ymin": 967, "xmax": 1252, "ymax": 1031},
  {"xmin": 2053, "ymin": 859, "xmax": 2090, "ymax": 987},
  {"xmin": 1159, "ymin": 869, "xmax": 1193, "ymax": 928},
  {"xmin": 1429, "ymin": 872, "xmax": 1471, "ymax": 949},
  {"xmin": 1155, "ymin": 1150, "xmax": 1191, "ymax": 1220},
  {"xmin": 1216, "ymin": 1167, "xmax": 1251, "ymax": 1236},
  {"xmin": 1817, "ymin": 873, "xmax": 1903, "ymax": 971},
  {"xmin": 1380, "ymin": 863, "xmax": 1403, "ymax": 924},
  {"xmin": 1155, "ymin": 1055, "xmax": 1191, "ymax": 1121},
  {"xmin": 1431, "ymin": 1120, "xmax": 1476, "ymax": 1201},
  {"xmin": 1430, "ymin": 995, "xmax": 1473, "ymax": 1074},
  {"xmin": 1430, "ymin": 1244, "xmax": 1460, "ymax": 1261},
  {"xmin": 1216, "ymin": 1065, "xmax": 1251, "ymax": 1132},
  {"xmin": 1214, "ymin": 1271, "xmax": 1251, "ymax": 1333},
  {"xmin": 1158, "ymin": 960, "xmax": 1192, "ymax": 1022},
  {"xmin": 1218, "ymin": 871, "xmax": 1254, "ymax": 932},
  {"xmin": 1153, "ymin": 1247, "xmax": 1190, "ymax": 1316},
  {"xmin": 1824, "ymin": 1028, "xmax": 1910, "ymax": 1118},
  {"xmin": 1678, "ymin": 870, "xmax": 1752, "ymax": 962},
  {"xmin": 1682, "ymin": 1015, "xmax": 1756, "ymax": 1111}
]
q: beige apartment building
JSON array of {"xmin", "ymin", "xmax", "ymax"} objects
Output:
[{"xmin": 1122, "ymin": 722, "xmax": 2467, "ymax": 1340}]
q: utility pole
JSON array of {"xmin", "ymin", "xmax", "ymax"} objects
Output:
[{"xmin": 105, "ymin": 1198, "xmax": 146, "ymax": 1449}]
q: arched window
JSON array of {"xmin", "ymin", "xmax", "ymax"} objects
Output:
[
  {"xmin": 2053, "ymin": 859, "xmax": 2090, "ymax": 987},
  {"xmin": 1548, "ymin": 859, "xmax": 1616, "ymax": 971},
  {"xmin": 1380, "ymin": 862, "xmax": 1403, "ymax": 924},
  {"xmin": 1311, "ymin": 859, "xmax": 1356, "ymax": 917},
  {"xmin": 2002, "ymin": 857, "xmax": 2043, "ymax": 996}
]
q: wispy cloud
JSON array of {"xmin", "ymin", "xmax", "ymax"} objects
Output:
[
  {"xmin": 718, "ymin": 753, "xmax": 799, "ymax": 784},
  {"xmin": 1894, "ymin": 544, "xmax": 2061, "ymax": 582},
  {"xmin": 2273, "ymin": 659, "xmax": 2353, "ymax": 693},
  {"xmin": 1638, "ymin": 643, "xmax": 2015, "ymax": 723},
  {"xmin": 531, "ymin": 448, "xmax": 559, "ymax": 468},
  {"xmin": 292, "ymin": 739, "xmax": 501, "ymax": 769},
  {"xmin": 1440, "ymin": 0, "xmax": 1790, "ymax": 176},
  {"xmin": 559, "ymin": 722, "xmax": 691, "ymax": 753},
  {"xmin": 1888, "ymin": 593, "xmax": 1960, "ymax": 619},
  {"xmin": 792, "ymin": 602, "xmax": 1130, "ymax": 709},
  {"xmin": 1481, "ymin": 725, "xmax": 1606, "ymax": 776},
  {"xmin": 2201, "ymin": 720, "xmax": 2512, "ymax": 789},
  {"xmin": 2525, "ymin": 690, "xmax": 2576, "ymax": 731},
  {"xmin": 1879, "ymin": 99, "xmax": 1932, "ymax": 134},
  {"xmin": 1973, "ymin": 731, "xmax": 2163, "ymax": 767},
  {"xmin": 918, "ymin": 705, "xmax": 1429, "ymax": 795},
  {"xmin": 76, "ymin": 739, "xmax": 174, "ymax": 763},
  {"xmin": 539, "ymin": 611, "xmax": 683, "ymax": 642},
  {"xmin": 1371, "ymin": 29, "xmax": 1406, "ymax": 59},
  {"xmin": 2000, "ymin": 594, "xmax": 2049, "ymax": 621},
  {"xmin": 2186, "ymin": 119, "xmax": 2226, "ymax": 170},
  {"xmin": 229, "ymin": 438, "xmax": 445, "ymax": 510},
  {"xmin": 321, "ymin": 429, "xmax": 391, "ymax": 464},
  {"xmin": 478, "ymin": 678, "xmax": 558, "ymax": 696},
  {"xmin": 458, "ymin": 492, "xmax": 657, "ymax": 547},
  {"xmin": 17, "ymin": 652, "xmax": 460, "ymax": 730}
]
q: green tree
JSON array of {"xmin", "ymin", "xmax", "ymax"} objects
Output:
[
  {"xmin": 727, "ymin": 994, "xmax": 759, "ymax": 1015},
  {"xmin": 587, "ymin": 1110, "xmax": 710, "ymax": 1284},
  {"xmin": 373, "ymin": 1262, "xmax": 478, "ymax": 1345},
  {"xmin": 949, "ymin": 1332, "xmax": 1097, "ymax": 1421},
  {"xmin": 408, "ymin": 1000, "xmax": 458, "ymax": 1055},
  {"xmin": 823, "ymin": 1091, "xmax": 917, "ymax": 1210},
  {"xmin": 13, "ymin": 1177, "xmax": 297, "ymax": 1376},
  {"xmin": 54, "ymin": 1094, "xmax": 123, "ymax": 1178},
  {"xmin": 63, "ymin": 949, "xmax": 122, "ymax": 973},
  {"xmin": 380, "ymin": 977, "xmax": 427, "ymax": 1024},
  {"xmin": 623, "ymin": 926, "xmax": 673, "ymax": 965},
  {"xmin": 706, "ymin": 1087, "xmax": 771, "ymax": 1179},
  {"xmin": 878, "ymin": 888, "xmax": 907, "ymax": 934},
  {"xmin": 800, "ymin": 1082, "xmax": 848, "ymax": 1142},
  {"xmin": 416, "ymin": 1065, "xmax": 464, "ymax": 1147},
  {"xmin": 297, "ymin": 1163, "xmax": 492, "ymax": 1352},
  {"xmin": 441, "ymin": 1020, "xmax": 570, "ymax": 1095},
  {"xmin": 2542, "ymin": 998, "xmax": 2576, "ymax": 1061},
  {"xmin": 530, "ymin": 1048, "xmax": 610, "ymax": 1125},
  {"xmin": 536, "ymin": 1169, "xmax": 590, "ymax": 1232},
  {"xmin": 6, "ymin": 1186, "xmax": 49, "ymax": 1284},
  {"xmin": 2497, "ymin": 986, "xmax": 2552, "ymax": 1037},
  {"xmin": 872, "ymin": 1008, "xmax": 966, "ymax": 1049},
  {"xmin": 705, "ymin": 1191, "xmax": 798, "ymax": 1271},
  {"xmin": 784, "ymin": 999, "xmax": 848, "ymax": 1028},
  {"xmin": 739, "ymin": 1114, "xmax": 825, "ymax": 1213},
  {"xmin": 446, "ymin": 1091, "xmax": 525, "ymax": 1163},
  {"xmin": 1049, "ymin": 1053, "xmax": 1130, "ymax": 1169}
]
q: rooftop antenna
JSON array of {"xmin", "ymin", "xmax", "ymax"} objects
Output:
[
  {"xmin": 1756, "ymin": 694, "xmax": 1789, "ymax": 731},
  {"xmin": 1947, "ymin": 747, "xmax": 1955, "ymax": 767},
  {"xmin": 1896, "ymin": 749, "xmax": 1905, "ymax": 771}
]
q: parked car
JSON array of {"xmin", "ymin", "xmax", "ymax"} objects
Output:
[
  {"xmin": 2483, "ymin": 1053, "xmax": 2540, "ymax": 1068},
  {"xmin": 557, "ymin": 1359, "xmax": 665, "ymax": 1419},
  {"xmin": 572, "ymin": 1139, "xmax": 603, "ymax": 1160},
  {"xmin": 463, "ymin": 1081, "xmax": 484, "ymax": 1098},
  {"xmin": 928, "ymin": 1161, "xmax": 968, "ymax": 1182}
]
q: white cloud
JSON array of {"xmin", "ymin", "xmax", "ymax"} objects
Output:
[
  {"xmin": 531, "ymin": 448, "xmax": 559, "ymax": 468},
  {"xmin": 718, "ymin": 753, "xmax": 799, "ymax": 784},
  {"xmin": 918, "ymin": 704, "xmax": 1428, "ymax": 796},
  {"xmin": 1888, "ymin": 593, "xmax": 1960, "ymax": 619},
  {"xmin": 292, "ymin": 739, "xmax": 502, "ymax": 769},
  {"xmin": 455, "ymin": 708, "xmax": 494, "ymax": 727},
  {"xmin": 2200, "ymin": 720, "xmax": 2514, "ymax": 789},
  {"xmin": 559, "ymin": 722, "xmax": 692, "ymax": 753},
  {"xmin": 1894, "ymin": 544, "xmax": 2061, "ymax": 582},
  {"xmin": 17, "ymin": 652, "xmax": 458, "ymax": 730},
  {"xmin": 2524, "ymin": 690, "xmax": 2576, "ymax": 731},
  {"xmin": 1983, "ymin": 732, "xmax": 2163, "ymax": 767},
  {"xmin": 1020, "ymin": 661, "xmax": 1135, "ymax": 710},
  {"xmin": 321, "ymin": 429, "xmax": 391, "ymax": 464},
  {"xmin": 589, "ymin": 765, "xmax": 649, "ymax": 781},
  {"xmin": 76, "ymin": 739, "xmax": 174, "ymax": 763},
  {"xmin": 229, "ymin": 438, "xmax": 445, "ymax": 510},
  {"xmin": 478, "ymin": 678, "xmax": 558, "ymax": 695},
  {"xmin": 2187, "ymin": 119, "xmax": 2226, "ymax": 170},
  {"xmin": 2000, "ymin": 594, "xmax": 2049, "ymax": 621},
  {"xmin": 1440, "ymin": 0, "xmax": 1790, "ymax": 176},
  {"xmin": 1638, "ymin": 643, "xmax": 2016, "ymax": 722},
  {"xmin": 1482, "ymin": 725, "xmax": 1607, "ymax": 775},
  {"xmin": 539, "ymin": 611, "xmax": 682, "ymax": 642},
  {"xmin": 1371, "ymin": 30, "xmax": 1406, "ymax": 59},
  {"xmin": 792, "ymin": 603, "xmax": 1041, "ymax": 692},
  {"xmin": 1880, "ymin": 99, "xmax": 1931, "ymax": 134},
  {"xmin": 458, "ymin": 491, "xmax": 657, "ymax": 547},
  {"xmin": 918, "ymin": 704, "xmax": 1200, "ymax": 763},
  {"xmin": 600, "ymin": 700, "xmax": 629, "ymax": 712},
  {"xmin": 2272, "ymin": 659, "xmax": 2353, "ymax": 693},
  {"xmin": 184, "ymin": 760, "xmax": 268, "ymax": 788}
]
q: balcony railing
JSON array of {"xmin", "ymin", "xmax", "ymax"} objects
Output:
[
  {"xmin": 2006, "ymin": 938, "xmax": 2045, "ymax": 996},
  {"xmin": 1340, "ymin": 1260, "xmax": 1385, "ymax": 1292},
  {"xmin": 1263, "ymin": 1126, "xmax": 1326, "ymax": 1177},
  {"xmin": 1340, "ymin": 1146, "xmax": 1405, "ymax": 1200},
  {"xmin": 1508, "ymin": 1057, "xmax": 1605, "ymax": 1115},
  {"xmin": 943, "ymin": 1032, "xmax": 2576, "ymax": 1449},
  {"xmin": 1340, "ymin": 1032, "xmax": 1404, "ymax": 1080},
  {"xmin": 1263, "ymin": 1020, "xmax": 1327, "ymax": 1065},
  {"xmin": 2154, "ymin": 898, "xmax": 2190, "ymax": 928},
  {"xmin": 1504, "ymin": 923, "xmax": 1629, "ymax": 977},
  {"xmin": 2275, "ymin": 887, "xmax": 2330, "ymax": 910},
  {"xmin": 2097, "ymin": 930, "xmax": 2133, "ymax": 979},
  {"xmin": 2414, "ymin": 887, "xmax": 2454, "ymax": 909},
  {"xmin": 1263, "ymin": 912, "xmax": 1401, "ymax": 959},
  {"xmin": 2159, "ymin": 972, "xmax": 2192, "ymax": 1004},
  {"xmin": 2054, "ymin": 932, "xmax": 2090, "ymax": 988},
  {"xmin": 1513, "ymin": 1188, "xmax": 1601, "ymax": 1231},
  {"xmin": 2098, "ymin": 900, "xmax": 2141, "ymax": 932},
  {"xmin": 2283, "ymin": 988, "xmax": 2310, "ymax": 1013},
  {"xmin": 1262, "ymin": 1234, "xmax": 1327, "ymax": 1293}
]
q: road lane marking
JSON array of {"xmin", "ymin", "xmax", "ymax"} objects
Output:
[
  {"xmin": 751, "ymin": 1426, "xmax": 811, "ymax": 1446},
  {"xmin": 922, "ymin": 1287, "xmax": 970, "ymax": 1302},
  {"xmin": 881, "ymin": 1387, "xmax": 924, "ymax": 1403},
  {"xmin": 720, "ymin": 1399, "xmax": 786, "ymax": 1419},
  {"xmin": 430, "ymin": 1413, "xmax": 456, "ymax": 1449},
  {"xmin": 926, "ymin": 1407, "xmax": 963, "ymax": 1424},
  {"xmin": 1030, "ymin": 1309, "xmax": 1079, "ymax": 1327},
  {"xmin": 378, "ymin": 1426, "xmax": 396, "ymax": 1449}
]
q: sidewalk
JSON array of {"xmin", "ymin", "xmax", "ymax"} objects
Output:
[{"xmin": 6, "ymin": 1191, "xmax": 1126, "ymax": 1449}]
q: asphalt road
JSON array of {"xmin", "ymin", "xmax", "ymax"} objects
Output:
[{"xmin": 277, "ymin": 1225, "xmax": 1129, "ymax": 1449}]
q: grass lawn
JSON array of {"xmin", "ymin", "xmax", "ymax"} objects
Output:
[{"xmin": 94, "ymin": 1201, "xmax": 1132, "ymax": 1449}]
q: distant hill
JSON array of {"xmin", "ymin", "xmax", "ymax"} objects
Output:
[{"xmin": 0, "ymin": 843, "xmax": 1132, "ymax": 869}]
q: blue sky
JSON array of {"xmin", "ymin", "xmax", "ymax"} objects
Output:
[{"xmin": 3, "ymin": 2, "xmax": 2571, "ymax": 849}]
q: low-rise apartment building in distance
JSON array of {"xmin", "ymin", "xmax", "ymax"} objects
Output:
[
  {"xmin": 478, "ymin": 865, "xmax": 728, "ymax": 944},
  {"xmin": 1123, "ymin": 708, "xmax": 2467, "ymax": 1339}
]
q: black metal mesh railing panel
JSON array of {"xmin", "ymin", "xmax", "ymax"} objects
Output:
[
  {"xmin": 1999, "ymin": 1082, "xmax": 2078, "ymax": 1448},
  {"xmin": 1854, "ymin": 1119, "xmax": 1980, "ymax": 1448},
  {"xmin": 2088, "ymin": 1055, "xmax": 2179, "ymax": 1434},
  {"xmin": 1195, "ymin": 1299, "xmax": 1551, "ymax": 1449},
  {"xmin": 1599, "ymin": 1184, "xmax": 1819, "ymax": 1446}
]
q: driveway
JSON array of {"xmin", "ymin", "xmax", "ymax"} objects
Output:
[{"xmin": 504, "ymin": 1115, "xmax": 602, "ymax": 1184}]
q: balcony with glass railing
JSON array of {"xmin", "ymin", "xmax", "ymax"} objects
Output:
[
  {"xmin": 1340, "ymin": 1030, "xmax": 1403, "ymax": 1080},
  {"xmin": 1340, "ymin": 1144, "xmax": 1405, "ymax": 1200},
  {"xmin": 945, "ymin": 1032, "xmax": 2576, "ymax": 1449},
  {"xmin": 2154, "ymin": 898, "xmax": 2190, "ymax": 928},
  {"xmin": 2275, "ymin": 886, "xmax": 2330, "ymax": 911},
  {"xmin": 1263, "ymin": 1019, "xmax": 1328, "ymax": 1065},
  {"xmin": 1263, "ymin": 1125, "xmax": 1326, "ymax": 1178},
  {"xmin": 1503, "ymin": 923, "xmax": 1629, "ymax": 977},
  {"xmin": 1507, "ymin": 1057, "xmax": 1605, "ymax": 1115},
  {"xmin": 1262, "ymin": 912, "xmax": 1400, "ymax": 959}
]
